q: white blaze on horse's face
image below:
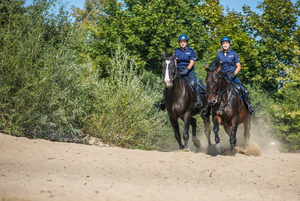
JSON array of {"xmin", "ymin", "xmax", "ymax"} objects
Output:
[{"xmin": 164, "ymin": 60, "xmax": 172, "ymax": 87}]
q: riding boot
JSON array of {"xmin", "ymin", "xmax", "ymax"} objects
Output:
[
  {"xmin": 155, "ymin": 87, "xmax": 166, "ymax": 112},
  {"xmin": 242, "ymin": 90, "xmax": 257, "ymax": 115},
  {"xmin": 195, "ymin": 86, "xmax": 203, "ymax": 108}
]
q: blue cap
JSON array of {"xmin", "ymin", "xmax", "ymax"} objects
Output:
[
  {"xmin": 220, "ymin": 36, "xmax": 231, "ymax": 44},
  {"xmin": 178, "ymin": 34, "xmax": 189, "ymax": 41}
]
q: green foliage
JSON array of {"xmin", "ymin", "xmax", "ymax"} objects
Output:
[
  {"xmin": 72, "ymin": 0, "xmax": 210, "ymax": 75},
  {"xmin": 270, "ymin": 46, "xmax": 300, "ymax": 152},
  {"xmin": 243, "ymin": 0, "xmax": 300, "ymax": 92},
  {"xmin": 0, "ymin": 0, "xmax": 88, "ymax": 138},
  {"xmin": 83, "ymin": 45, "xmax": 168, "ymax": 149}
]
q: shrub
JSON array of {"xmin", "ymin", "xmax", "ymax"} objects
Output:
[
  {"xmin": 83, "ymin": 45, "xmax": 167, "ymax": 149},
  {"xmin": 0, "ymin": 0, "xmax": 87, "ymax": 139}
]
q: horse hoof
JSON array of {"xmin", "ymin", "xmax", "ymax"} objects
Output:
[
  {"xmin": 192, "ymin": 139, "xmax": 201, "ymax": 148},
  {"xmin": 215, "ymin": 143, "xmax": 224, "ymax": 153}
]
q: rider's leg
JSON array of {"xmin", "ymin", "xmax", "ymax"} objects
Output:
[
  {"xmin": 241, "ymin": 89, "xmax": 257, "ymax": 114},
  {"xmin": 186, "ymin": 70, "xmax": 203, "ymax": 108},
  {"xmin": 155, "ymin": 86, "xmax": 166, "ymax": 112},
  {"xmin": 232, "ymin": 77, "xmax": 257, "ymax": 115}
]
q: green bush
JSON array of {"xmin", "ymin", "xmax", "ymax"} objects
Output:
[
  {"xmin": 0, "ymin": 0, "xmax": 168, "ymax": 149},
  {"xmin": 83, "ymin": 45, "xmax": 167, "ymax": 149},
  {"xmin": 0, "ymin": 0, "xmax": 87, "ymax": 139}
]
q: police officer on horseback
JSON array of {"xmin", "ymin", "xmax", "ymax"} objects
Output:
[
  {"xmin": 155, "ymin": 34, "xmax": 203, "ymax": 112},
  {"xmin": 216, "ymin": 36, "xmax": 257, "ymax": 114}
]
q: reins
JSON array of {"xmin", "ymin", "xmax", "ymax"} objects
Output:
[{"xmin": 207, "ymin": 73, "xmax": 230, "ymax": 101}]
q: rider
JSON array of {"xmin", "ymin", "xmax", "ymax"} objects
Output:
[
  {"xmin": 155, "ymin": 34, "xmax": 203, "ymax": 112},
  {"xmin": 214, "ymin": 36, "xmax": 257, "ymax": 114}
]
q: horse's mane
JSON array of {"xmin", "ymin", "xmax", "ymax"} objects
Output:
[
  {"xmin": 207, "ymin": 58, "xmax": 221, "ymax": 72},
  {"xmin": 164, "ymin": 55, "xmax": 174, "ymax": 60}
]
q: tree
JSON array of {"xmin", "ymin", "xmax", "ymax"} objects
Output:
[
  {"xmin": 72, "ymin": 0, "xmax": 210, "ymax": 76},
  {"xmin": 243, "ymin": 0, "xmax": 300, "ymax": 93}
]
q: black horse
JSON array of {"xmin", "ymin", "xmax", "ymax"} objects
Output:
[
  {"xmin": 162, "ymin": 51, "xmax": 211, "ymax": 150},
  {"xmin": 205, "ymin": 59, "xmax": 251, "ymax": 156}
]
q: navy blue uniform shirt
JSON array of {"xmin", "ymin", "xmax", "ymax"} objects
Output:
[
  {"xmin": 174, "ymin": 46, "xmax": 197, "ymax": 68},
  {"xmin": 216, "ymin": 49, "xmax": 240, "ymax": 73}
]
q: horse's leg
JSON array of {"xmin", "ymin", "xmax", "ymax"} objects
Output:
[
  {"xmin": 213, "ymin": 116, "xmax": 224, "ymax": 153},
  {"xmin": 169, "ymin": 116, "xmax": 184, "ymax": 149},
  {"xmin": 224, "ymin": 125, "xmax": 232, "ymax": 137},
  {"xmin": 191, "ymin": 117, "xmax": 201, "ymax": 148},
  {"xmin": 243, "ymin": 116, "xmax": 251, "ymax": 149},
  {"xmin": 182, "ymin": 113, "xmax": 192, "ymax": 150},
  {"xmin": 230, "ymin": 118, "xmax": 239, "ymax": 156},
  {"xmin": 202, "ymin": 115, "xmax": 211, "ymax": 147}
]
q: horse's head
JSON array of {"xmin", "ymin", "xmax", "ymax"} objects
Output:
[
  {"xmin": 162, "ymin": 51, "xmax": 176, "ymax": 88},
  {"xmin": 205, "ymin": 59, "xmax": 222, "ymax": 106}
]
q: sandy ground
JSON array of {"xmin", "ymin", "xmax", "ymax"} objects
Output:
[{"xmin": 0, "ymin": 133, "xmax": 300, "ymax": 201}]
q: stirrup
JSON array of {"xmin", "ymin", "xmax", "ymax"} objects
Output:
[
  {"xmin": 155, "ymin": 99, "xmax": 163, "ymax": 107},
  {"xmin": 195, "ymin": 100, "xmax": 203, "ymax": 108},
  {"xmin": 154, "ymin": 101, "xmax": 165, "ymax": 112},
  {"xmin": 248, "ymin": 105, "xmax": 257, "ymax": 115}
]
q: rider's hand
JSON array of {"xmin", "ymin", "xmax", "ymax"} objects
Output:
[
  {"xmin": 179, "ymin": 68, "xmax": 189, "ymax": 76},
  {"xmin": 228, "ymin": 72, "xmax": 236, "ymax": 80}
]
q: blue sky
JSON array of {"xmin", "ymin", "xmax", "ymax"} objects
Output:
[
  {"xmin": 24, "ymin": 0, "xmax": 263, "ymax": 13},
  {"xmin": 24, "ymin": 0, "xmax": 299, "ymax": 22}
]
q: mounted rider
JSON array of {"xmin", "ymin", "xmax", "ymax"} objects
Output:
[
  {"xmin": 215, "ymin": 36, "xmax": 257, "ymax": 114},
  {"xmin": 155, "ymin": 34, "xmax": 203, "ymax": 112}
]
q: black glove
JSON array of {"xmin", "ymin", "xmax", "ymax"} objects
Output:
[
  {"xmin": 228, "ymin": 72, "xmax": 236, "ymax": 80},
  {"xmin": 178, "ymin": 68, "xmax": 189, "ymax": 76}
]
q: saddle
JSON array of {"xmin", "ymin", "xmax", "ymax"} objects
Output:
[
  {"xmin": 223, "ymin": 77, "xmax": 245, "ymax": 101},
  {"xmin": 183, "ymin": 76, "xmax": 206, "ymax": 94},
  {"xmin": 225, "ymin": 78, "xmax": 248, "ymax": 94},
  {"xmin": 176, "ymin": 68, "xmax": 206, "ymax": 93}
]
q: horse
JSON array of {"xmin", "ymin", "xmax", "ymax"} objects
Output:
[
  {"xmin": 205, "ymin": 59, "xmax": 251, "ymax": 156},
  {"xmin": 162, "ymin": 51, "xmax": 211, "ymax": 150}
]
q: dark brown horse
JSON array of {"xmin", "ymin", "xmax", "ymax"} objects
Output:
[
  {"xmin": 162, "ymin": 51, "xmax": 211, "ymax": 150},
  {"xmin": 205, "ymin": 59, "xmax": 251, "ymax": 156}
]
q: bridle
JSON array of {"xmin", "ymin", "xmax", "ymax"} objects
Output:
[{"xmin": 207, "ymin": 73, "xmax": 231, "ymax": 107}]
